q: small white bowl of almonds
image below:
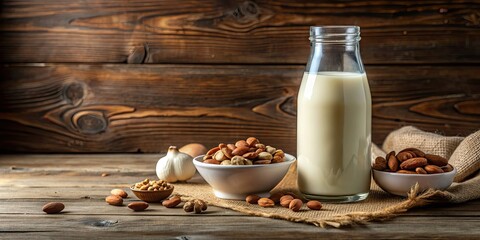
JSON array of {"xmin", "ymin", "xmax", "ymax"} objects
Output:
[
  {"xmin": 193, "ymin": 137, "xmax": 296, "ymax": 200},
  {"xmin": 130, "ymin": 178, "xmax": 174, "ymax": 202},
  {"xmin": 372, "ymin": 148, "xmax": 456, "ymax": 197}
]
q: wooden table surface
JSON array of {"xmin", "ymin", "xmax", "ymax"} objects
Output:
[{"xmin": 1, "ymin": 154, "xmax": 479, "ymax": 239}]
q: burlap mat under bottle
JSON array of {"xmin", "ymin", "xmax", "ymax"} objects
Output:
[{"xmin": 175, "ymin": 127, "xmax": 480, "ymax": 228}]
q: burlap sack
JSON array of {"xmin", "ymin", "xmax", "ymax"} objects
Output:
[
  {"xmin": 175, "ymin": 126, "xmax": 480, "ymax": 228},
  {"xmin": 381, "ymin": 126, "xmax": 480, "ymax": 202},
  {"xmin": 449, "ymin": 130, "xmax": 480, "ymax": 182},
  {"xmin": 382, "ymin": 126, "xmax": 480, "ymax": 182},
  {"xmin": 382, "ymin": 126, "xmax": 464, "ymax": 159}
]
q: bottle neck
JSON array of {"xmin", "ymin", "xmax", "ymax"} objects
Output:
[{"xmin": 306, "ymin": 26, "xmax": 364, "ymax": 74}]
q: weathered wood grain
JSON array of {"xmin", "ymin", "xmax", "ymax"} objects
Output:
[
  {"xmin": 0, "ymin": 0, "xmax": 479, "ymax": 64},
  {"xmin": 1, "ymin": 214, "xmax": 480, "ymax": 239},
  {"xmin": 0, "ymin": 154, "xmax": 479, "ymax": 239},
  {"xmin": 1, "ymin": 64, "xmax": 479, "ymax": 153}
]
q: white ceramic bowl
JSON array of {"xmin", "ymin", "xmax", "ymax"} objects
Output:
[
  {"xmin": 372, "ymin": 168, "xmax": 456, "ymax": 197},
  {"xmin": 193, "ymin": 154, "xmax": 296, "ymax": 200}
]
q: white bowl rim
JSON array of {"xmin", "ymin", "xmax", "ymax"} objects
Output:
[
  {"xmin": 372, "ymin": 167, "xmax": 457, "ymax": 177},
  {"xmin": 193, "ymin": 153, "xmax": 296, "ymax": 169}
]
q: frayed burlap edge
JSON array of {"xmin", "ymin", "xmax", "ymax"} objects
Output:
[{"xmin": 178, "ymin": 183, "xmax": 437, "ymax": 228}]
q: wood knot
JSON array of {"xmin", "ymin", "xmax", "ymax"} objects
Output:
[
  {"xmin": 72, "ymin": 111, "xmax": 108, "ymax": 135},
  {"xmin": 91, "ymin": 220, "xmax": 118, "ymax": 227},
  {"xmin": 127, "ymin": 44, "xmax": 147, "ymax": 64},
  {"xmin": 232, "ymin": 1, "xmax": 260, "ymax": 22},
  {"xmin": 64, "ymin": 83, "xmax": 85, "ymax": 106}
]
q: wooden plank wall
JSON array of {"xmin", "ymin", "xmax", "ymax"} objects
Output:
[{"xmin": 0, "ymin": 0, "xmax": 479, "ymax": 153}]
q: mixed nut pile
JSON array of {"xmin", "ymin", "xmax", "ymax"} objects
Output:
[
  {"xmin": 203, "ymin": 137, "xmax": 286, "ymax": 165},
  {"xmin": 246, "ymin": 192, "xmax": 322, "ymax": 212},
  {"xmin": 372, "ymin": 147, "xmax": 454, "ymax": 174},
  {"xmin": 133, "ymin": 178, "xmax": 172, "ymax": 191}
]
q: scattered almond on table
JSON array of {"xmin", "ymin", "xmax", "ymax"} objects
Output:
[
  {"xmin": 245, "ymin": 193, "xmax": 323, "ymax": 212},
  {"xmin": 42, "ymin": 202, "xmax": 65, "ymax": 214},
  {"xmin": 128, "ymin": 202, "xmax": 149, "ymax": 211}
]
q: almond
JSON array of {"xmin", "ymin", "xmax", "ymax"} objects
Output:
[
  {"xmin": 257, "ymin": 152, "xmax": 273, "ymax": 160},
  {"xmin": 245, "ymin": 194, "xmax": 261, "ymax": 204},
  {"xmin": 221, "ymin": 147, "xmax": 233, "ymax": 159},
  {"xmin": 425, "ymin": 154, "xmax": 448, "ymax": 167},
  {"xmin": 396, "ymin": 151, "xmax": 415, "ymax": 162},
  {"xmin": 269, "ymin": 192, "xmax": 284, "ymax": 204},
  {"xmin": 400, "ymin": 157, "xmax": 427, "ymax": 170},
  {"xmin": 415, "ymin": 167, "xmax": 427, "ymax": 174},
  {"xmin": 203, "ymin": 159, "xmax": 221, "ymax": 164},
  {"xmin": 280, "ymin": 195, "xmax": 294, "ymax": 203},
  {"xmin": 280, "ymin": 199, "xmax": 293, "ymax": 208},
  {"xmin": 128, "ymin": 202, "xmax": 149, "ymax": 211},
  {"xmin": 162, "ymin": 196, "xmax": 181, "ymax": 208},
  {"xmin": 400, "ymin": 148, "xmax": 425, "ymax": 157},
  {"xmin": 214, "ymin": 150, "xmax": 227, "ymax": 161},
  {"xmin": 306, "ymin": 200, "xmax": 322, "ymax": 210},
  {"xmin": 206, "ymin": 146, "xmax": 220, "ymax": 156},
  {"xmin": 42, "ymin": 202, "xmax": 65, "ymax": 214},
  {"xmin": 106, "ymin": 195, "xmax": 123, "ymax": 206},
  {"xmin": 424, "ymin": 165, "xmax": 444, "ymax": 174},
  {"xmin": 396, "ymin": 170, "xmax": 417, "ymax": 174},
  {"xmin": 235, "ymin": 140, "xmax": 249, "ymax": 148},
  {"xmin": 253, "ymin": 160, "xmax": 271, "ymax": 164},
  {"xmin": 289, "ymin": 199, "xmax": 303, "ymax": 212},
  {"xmin": 227, "ymin": 144, "xmax": 236, "ymax": 151},
  {"xmin": 242, "ymin": 152, "xmax": 258, "ymax": 159},
  {"xmin": 280, "ymin": 195, "xmax": 294, "ymax": 207},
  {"xmin": 387, "ymin": 151, "xmax": 399, "ymax": 171},
  {"xmin": 246, "ymin": 137, "xmax": 259, "ymax": 147},
  {"xmin": 441, "ymin": 164, "xmax": 454, "ymax": 172},
  {"xmin": 232, "ymin": 146, "xmax": 249, "ymax": 156},
  {"xmin": 372, "ymin": 156, "xmax": 387, "ymax": 170},
  {"xmin": 271, "ymin": 155, "xmax": 285, "ymax": 163},
  {"xmin": 258, "ymin": 198, "xmax": 275, "ymax": 207},
  {"xmin": 110, "ymin": 189, "xmax": 128, "ymax": 198}
]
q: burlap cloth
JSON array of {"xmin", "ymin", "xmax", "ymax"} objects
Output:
[{"xmin": 175, "ymin": 127, "xmax": 480, "ymax": 228}]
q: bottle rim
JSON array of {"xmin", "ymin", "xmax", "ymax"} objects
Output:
[{"xmin": 309, "ymin": 26, "xmax": 361, "ymax": 43}]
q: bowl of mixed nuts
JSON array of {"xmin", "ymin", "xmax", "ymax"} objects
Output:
[
  {"xmin": 372, "ymin": 148, "xmax": 456, "ymax": 197},
  {"xmin": 130, "ymin": 178, "xmax": 174, "ymax": 202},
  {"xmin": 193, "ymin": 137, "xmax": 296, "ymax": 200}
]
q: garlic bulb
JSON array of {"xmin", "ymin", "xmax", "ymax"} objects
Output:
[{"xmin": 156, "ymin": 146, "xmax": 196, "ymax": 183}]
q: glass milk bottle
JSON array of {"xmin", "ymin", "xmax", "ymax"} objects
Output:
[{"xmin": 297, "ymin": 26, "xmax": 371, "ymax": 202}]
